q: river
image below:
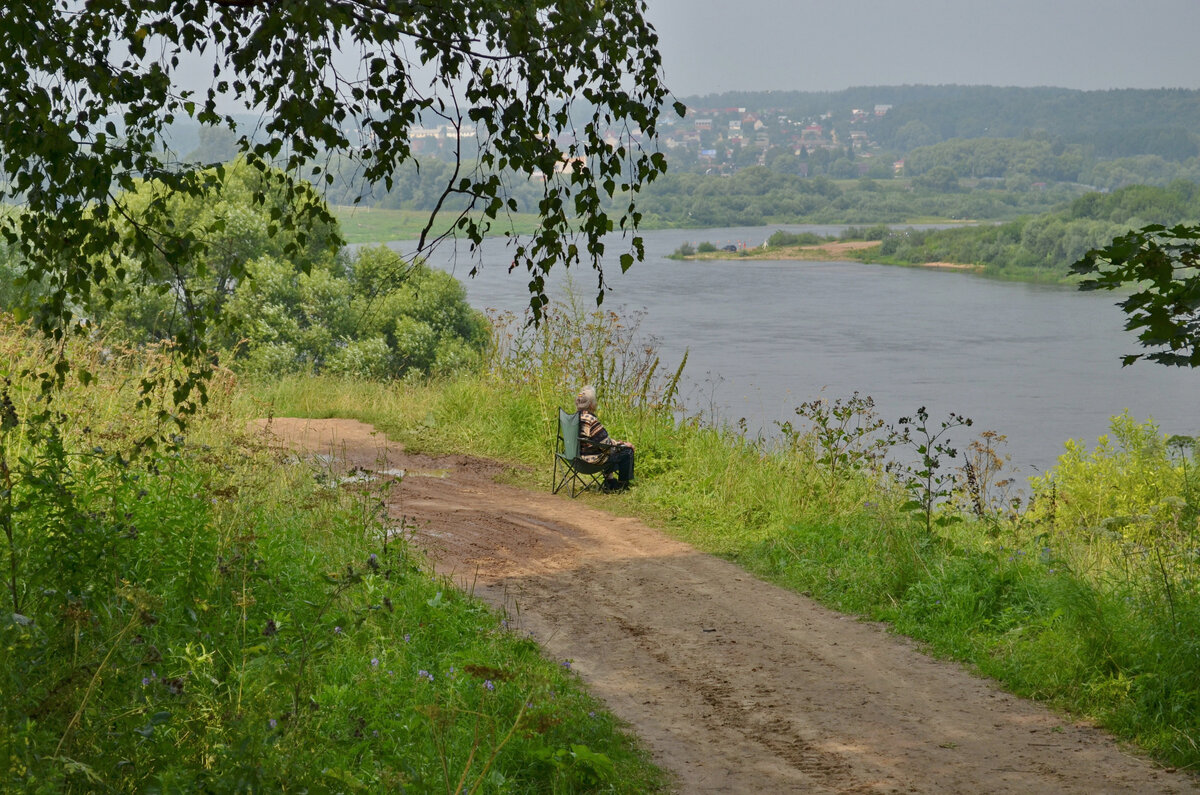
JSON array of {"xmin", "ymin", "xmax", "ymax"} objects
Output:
[{"xmin": 383, "ymin": 225, "xmax": 1200, "ymax": 477}]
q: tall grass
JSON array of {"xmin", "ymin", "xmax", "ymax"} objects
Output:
[
  {"xmin": 259, "ymin": 306, "xmax": 1200, "ymax": 772},
  {"xmin": 0, "ymin": 317, "xmax": 666, "ymax": 792}
]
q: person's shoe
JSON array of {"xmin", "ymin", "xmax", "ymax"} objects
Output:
[{"xmin": 602, "ymin": 479, "xmax": 629, "ymax": 492}]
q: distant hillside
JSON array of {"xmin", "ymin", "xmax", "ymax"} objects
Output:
[{"xmin": 682, "ymin": 86, "xmax": 1200, "ymax": 160}]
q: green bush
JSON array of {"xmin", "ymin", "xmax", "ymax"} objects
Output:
[
  {"xmin": 766, "ymin": 230, "xmax": 822, "ymax": 247},
  {"xmin": 224, "ymin": 248, "xmax": 488, "ymax": 380},
  {"xmin": 0, "ymin": 162, "xmax": 489, "ymax": 382}
]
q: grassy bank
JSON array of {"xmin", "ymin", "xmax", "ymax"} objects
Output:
[
  {"xmin": 256, "ymin": 307, "xmax": 1200, "ymax": 773},
  {"xmin": 0, "ymin": 319, "xmax": 666, "ymax": 792}
]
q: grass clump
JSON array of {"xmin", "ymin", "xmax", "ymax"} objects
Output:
[{"xmin": 0, "ymin": 317, "xmax": 665, "ymax": 792}]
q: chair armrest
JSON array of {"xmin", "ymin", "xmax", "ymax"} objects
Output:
[{"xmin": 579, "ymin": 436, "xmax": 617, "ymax": 461}]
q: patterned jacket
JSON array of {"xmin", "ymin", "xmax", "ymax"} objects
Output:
[{"xmin": 578, "ymin": 411, "xmax": 612, "ymax": 464}]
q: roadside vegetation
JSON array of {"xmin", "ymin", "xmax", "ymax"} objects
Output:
[
  {"xmin": 259, "ymin": 304, "xmax": 1200, "ymax": 773},
  {"xmin": 0, "ymin": 169, "xmax": 665, "ymax": 790},
  {"xmin": 0, "ymin": 315, "xmax": 666, "ymax": 792}
]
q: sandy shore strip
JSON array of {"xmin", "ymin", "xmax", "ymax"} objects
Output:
[{"xmin": 681, "ymin": 240, "xmax": 983, "ymax": 270}]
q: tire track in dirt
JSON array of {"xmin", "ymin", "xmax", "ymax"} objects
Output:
[{"xmin": 256, "ymin": 417, "xmax": 1199, "ymax": 794}]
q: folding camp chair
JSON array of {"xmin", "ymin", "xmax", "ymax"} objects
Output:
[{"xmin": 552, "ymin": 408, "xmax": 613, "ymax": 497}]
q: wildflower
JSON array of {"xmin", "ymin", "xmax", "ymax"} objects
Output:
[
  {"xmin": 141, "ymin": 677, "xmax": 151, "ymax": 687},
  {"xmin": 483, "ymin": 680, "xmax": 495, "ymax": 691},
  {"xmin": 371, "ymin": 658, "xmax": 379, "ymax": 668},
  {"xmin": 403, "ymin": 633, "xmax": 411, "ymax": 643},
  {"xmin": 561, "ymin": 661, "xmax": 571, "ymax": 669},
  {"xmin": 418, "ymin": 669, "xmax": 434, "ymax": 682},
  {"xmin": 269, "ymin": 718, "xmax": 277, "ymax": 729},
  {"xmin": 588, "ymin": 711, "xmax": 596, "ymax": 718},
  {"xmin": 334, "ymin": 626, "xmax": 342, "ymax": 634}
]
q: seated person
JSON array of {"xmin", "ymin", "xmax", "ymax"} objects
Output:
[{"xmin": 575, "ymin": 385, "xmax": 634, "ymax": 490}]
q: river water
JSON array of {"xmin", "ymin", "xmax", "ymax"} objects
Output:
[{"xmin": 383, "ymin": 225, "xmax": 1200, "ymax": 476}]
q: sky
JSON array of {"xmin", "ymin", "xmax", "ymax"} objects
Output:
[{"xmin": 644, "ymin": 0, "xmax": 1200, "ymax": 98}]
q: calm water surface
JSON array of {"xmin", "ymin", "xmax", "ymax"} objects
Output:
[{"xmin": 385, "ymin": 225, "xmax": 1200, "ymax": 476}]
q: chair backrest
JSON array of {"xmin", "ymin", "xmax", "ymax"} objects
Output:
[{"xmin": 558, "ymin": 409, "xmax": 582, "ymax": 459}]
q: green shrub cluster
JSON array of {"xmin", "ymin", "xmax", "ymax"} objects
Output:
[
  {"xmin": 0, "ymin": 162, "xmax": 489, "ymax": 382},
  {"xmin": 0, "ymin": 319, "xmax": 663, "ymax": 792},
  {"xmin": 873, "ymin": 181, "xmax": 1200, "ymax": 278},
  {"xmin": 765, "ymin": 230, "xmax": 822, "ymax": 247},
  {"xmin": 222, "ymin": 247, "xmax": 488, "ymax": 380}
]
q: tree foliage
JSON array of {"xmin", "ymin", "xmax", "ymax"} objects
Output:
[
  {"xmin": 1072, "ymin": 223, "xmax": 1200, "ymax": 367},
  {"xmin": 875, "ymin": 183, "xmax": 1200, "ymax": 280},
  {"xmin": 51, "ymin": 160, "xmax": 488, "ymax": 380},
  {"xmin": 0, "ymin": 0, "xmax": 674, "ymax": 419}
]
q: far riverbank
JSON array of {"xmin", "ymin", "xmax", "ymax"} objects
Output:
[{"xmin": 673, "ymin": 239, "xmax": 985, "ymax": 272}]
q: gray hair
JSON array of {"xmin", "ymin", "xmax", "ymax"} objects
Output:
[{"xmin": 575, "ymin": 385, "xmax": 597, "ymax": 413}]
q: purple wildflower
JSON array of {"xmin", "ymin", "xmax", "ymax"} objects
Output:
[
  {"xmin": 269, "ymin": 718, "xmax": 277, "ymax": 729},
  {"xmin": 371, "ymin": 658, "xmax": 379, "ymax": 668},
  {"xmin": 483, "ymin": 680, "xmax": 495, "ymax": 691}
]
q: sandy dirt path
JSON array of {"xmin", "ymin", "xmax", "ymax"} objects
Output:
[{"xmin": 256, "ymin": 417, "xmax": 1198, "ymax": 794}]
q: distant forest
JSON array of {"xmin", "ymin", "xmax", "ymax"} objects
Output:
[
  {"xmin": 688, "ymin": 86, "xmax": 1200, "ymax": 160},
  {"xmin": 162, "ymin": 86, "xmax": 1200, "ymax": 236},
  {"xmin": 866, "ymin": 181, "xmax": 1200, "ymax": 280}
]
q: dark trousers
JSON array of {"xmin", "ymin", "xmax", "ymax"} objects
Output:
[{"xmin": 605, "ymin": 445, "xmax": 635, "ymax": 482}]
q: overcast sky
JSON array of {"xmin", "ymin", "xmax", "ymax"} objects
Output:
[{"xmin": 644, "ymin": 0, "xmax": 1200, "ymax": 98}]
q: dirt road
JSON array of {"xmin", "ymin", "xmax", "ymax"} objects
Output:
[{"xmin": 257, "ymin": 417, "xmax": 1198, "ymax": 794}]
